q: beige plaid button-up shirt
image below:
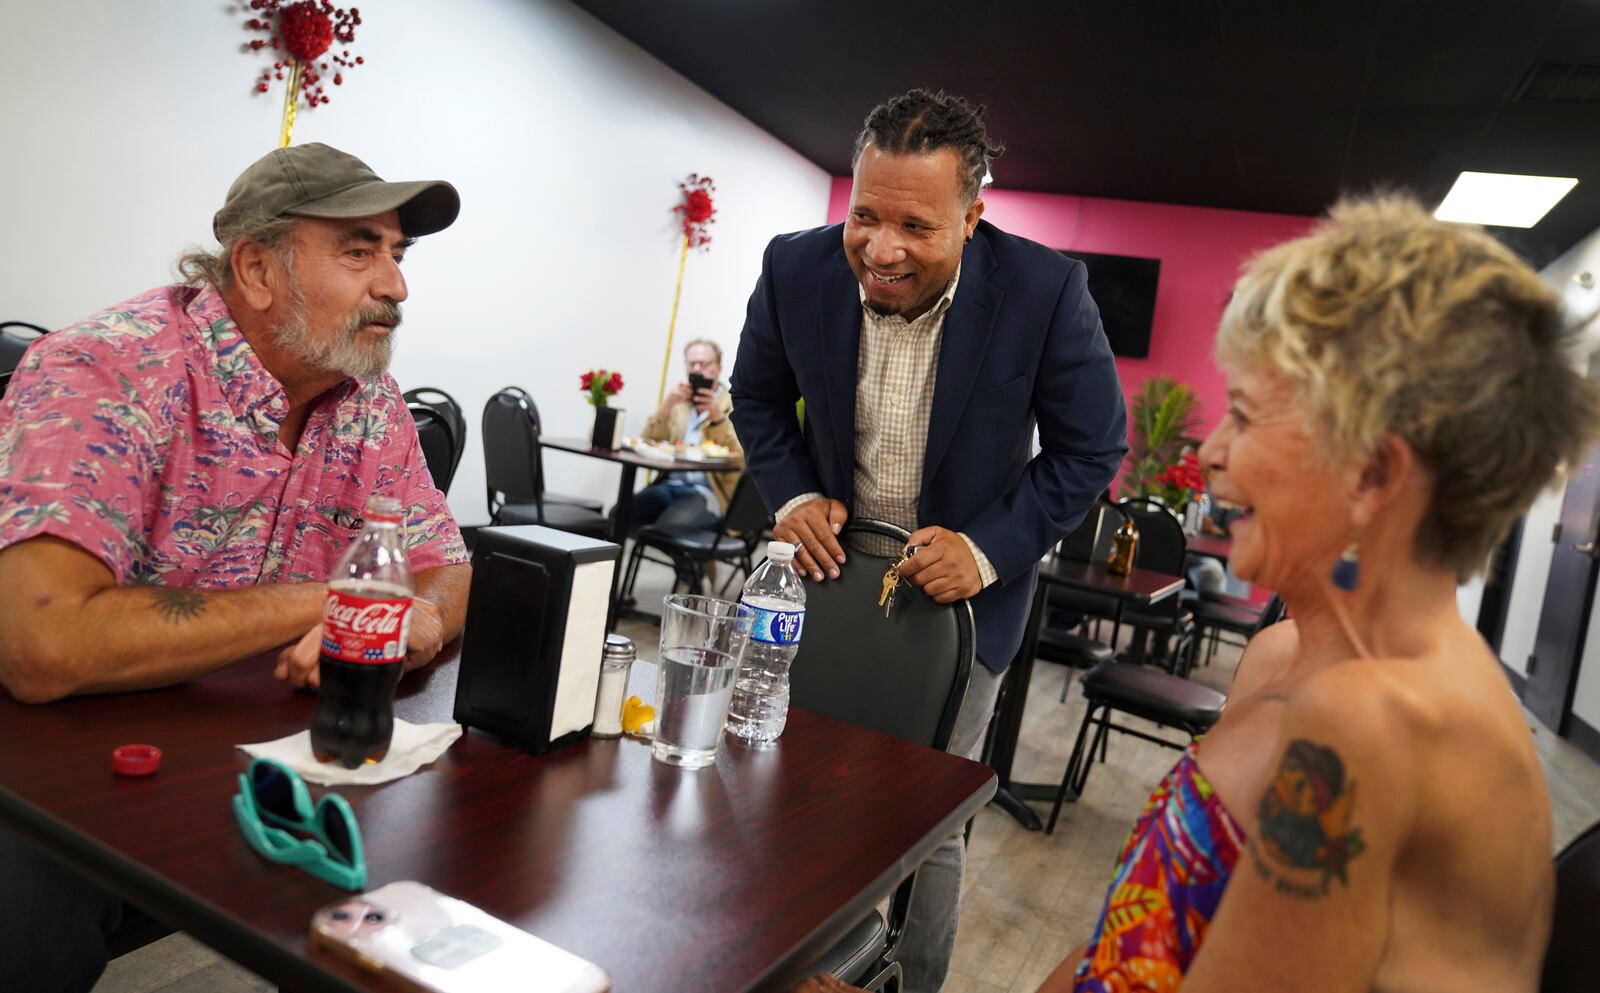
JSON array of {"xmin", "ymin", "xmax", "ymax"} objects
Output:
[{"xmin": 776, "ymin": 267, "xmax": 998, "ymax": 587}]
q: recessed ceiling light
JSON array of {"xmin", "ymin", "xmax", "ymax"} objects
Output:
[{"xmin": 1433, "ymin": 171, "xmax": 1578, "ymax": 228}]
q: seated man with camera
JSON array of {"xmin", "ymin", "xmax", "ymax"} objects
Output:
[{"xmin": 623, "ymin": 337, "xmax": 742, "ymax": 533}]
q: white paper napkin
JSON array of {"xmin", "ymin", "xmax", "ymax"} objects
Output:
[{"xmin": 238, "ymin": 719, "xmax": 462, "ymax": 786}]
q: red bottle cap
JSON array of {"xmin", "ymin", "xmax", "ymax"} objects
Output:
[{"xmin": 111, "ymin": 744, "xmax": 162, "ymax": 777}]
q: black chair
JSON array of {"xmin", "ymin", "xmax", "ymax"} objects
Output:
[
  {"xmin": 1117, "ymin": 498, "xmax": 1196, "ymax": 672},
  {"xmin": 0, "ymin": 321, "xmax": 48, "ymax": 401},
  {"xmin": 1036, "ymin": 503, "xmax": 1121, "ymax": 697},
  {"xmin": 789, "ymin": 519, "xmax": 975, "ymax": 993},
  {"xmin": 1189, "ymin": 590, "xmax": 1275, "ymax": 667},
  {"xmin": 618, "ymin": 473, "xmax": 771, "ymax": 600},
  {"xmin": 1543, "ymin": 819, "xmax": 1600, "ymax": 993},
  {"xmin": 403, "ymin": 387, "xmax": 467, "ymax": 490},
  {"xmin": 513, "ymin": 386, "xmax": 604, "ymax": 513},
  {"xmin": 408, "ymin": 403, "xmax": 460, "ymax": 494},
  {"xmin": 481, "ymin": 387, "xmax": 610, "ymax": 537},
  {"xmin": 1046, "ymin": 595, "xmax": 1286, "ymax": 834}
]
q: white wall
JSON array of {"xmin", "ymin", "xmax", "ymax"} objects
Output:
[
  {"xmin": 0, "ymin": 0, "xmax": 831, "ymax": 525},
  {"xmin": 1499, "ymin": 486, "xmax": 1565, "ymax": 677},
  {"xmin": 1497, "ymin": 225, "xmax": 1600, "ymax": 730}
]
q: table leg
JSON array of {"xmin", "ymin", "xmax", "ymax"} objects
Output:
[
  {"xmin": 985, "ymin": 578, "xmax": 1048, "ymax": 831},
  {"xmin": 606, "ymin": 464, "xmax": 638, "ymax": 631}
]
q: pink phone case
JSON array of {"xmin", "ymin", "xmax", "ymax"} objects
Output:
[{"xmin": 309, "ymin": 881, "xmax": 611, "ymax": 993}]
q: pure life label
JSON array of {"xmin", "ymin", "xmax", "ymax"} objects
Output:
[{"xmin": 750, "ymin": 606, "xmax": 804, "ymax": 645}]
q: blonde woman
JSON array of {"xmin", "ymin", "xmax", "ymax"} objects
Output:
[{"xmin": 800, "ymin": 194, "xmax": 1600, "ymax": 993}]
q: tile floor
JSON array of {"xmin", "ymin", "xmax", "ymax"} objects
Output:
[{"xmin": 92, "ymin": 562, "xmax": 1600, "ymax": 993}]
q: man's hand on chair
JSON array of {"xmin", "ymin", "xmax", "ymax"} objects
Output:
[
  {"xmin": 774, "ymin": 497, "xmax": 849, "ymax": 582},
  {"xmin": 898, "ymin": 526, "xmax": 982, "ymax": 603}
]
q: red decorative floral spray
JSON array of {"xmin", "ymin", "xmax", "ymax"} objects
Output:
[
  {"xmin": 241, "ymin": 1, "xmax": 365, "ymax": 146},
  {"xmin": 659, "ymin": 174, "xmax": 718, "ymax": 403}
]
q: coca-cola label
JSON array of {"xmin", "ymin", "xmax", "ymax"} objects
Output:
[{"xmin": 321, "ymin": 590, "xmax": 412, "ymax": 664}]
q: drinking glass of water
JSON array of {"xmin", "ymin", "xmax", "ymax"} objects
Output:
[{"xmin": 652, "ymin": 595, "xmax": 755, "ymax": 768}]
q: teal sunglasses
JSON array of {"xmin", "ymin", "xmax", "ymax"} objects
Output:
[{"xmin": 232, "ymin": 757, "xmax": 367, "ymax": 891}]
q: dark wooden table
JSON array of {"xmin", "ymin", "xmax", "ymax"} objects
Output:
[
  {"xmin": 1185, "ymin": 533, "xmax": 1232, "ymax": 564},
  {"xmin": 988, "ymin": 558, "xmax": 1185, "ymax": 831},
  {"xmin": 0, "ymin": 646, "xmax": 994, "ymax": 993},
  {"xmin": 542, "ymin": 436, "xmax": 742, "ymax": 627}
]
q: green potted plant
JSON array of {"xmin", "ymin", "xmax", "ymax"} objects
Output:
[{"xmin": 1124, "ymin": 375, "xmax": 1200, "ymax": 509}]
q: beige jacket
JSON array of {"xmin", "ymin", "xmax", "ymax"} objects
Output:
[{"xmin": 641, "ymin": 388, "xmax": 743, "ymax": 512}]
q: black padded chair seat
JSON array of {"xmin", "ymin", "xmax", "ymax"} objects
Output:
[
  {"xmin": 1081, "ymin": 661, "xmax": 1225, "ymax": 731},
  {"xmin": 633, "ymin": 523, "xmax": 748, "ymax": 558},
  {"xmin": 1190, "ymin": 597, "xmax": 1260, "ymax": 633},
  {"xmin": 807, "ymin": 910, "xmax": 886, "ymax": 984},
  {"xmin": 1036, "ymin": 627, "xmax": 1115, "ymax": 668},
  {"xmin": 544, "ymin": 490, "xmax": 604, "ymax": 512},
  {"xmin": 495, "ymin": 500, "xmax": 609, "ymax": 536}
]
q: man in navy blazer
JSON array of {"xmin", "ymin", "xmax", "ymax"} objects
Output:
[{"xmin": 731, "ymin": 90, "xmax": 1126, "ymax": 992}]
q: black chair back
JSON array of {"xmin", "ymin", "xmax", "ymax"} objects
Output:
[
  {"xmin": 1252, "ymin": 595, "xmax": 1288, "ymax": 635},
  {"xmin": 1118, "ymin": 498, "xmax": 1188, "ymax": 575},
  {"xmin": 0, "ymin": 321, "xmax": 48, "ymax": 401},
  {"xmin": 720, "ymin": 472, "xmax": 773, "ymax": 538},
  {"xmin": 1058, "ymin": 500, "xmax": 1123, "ymax": 564},
  {"xmin": 789, "ymin": 520, "xmax": 973, "ymax": 751},
  {"xmin": 409, "ymin": 404, "xmax": 459, "ymax": 494},
  {"xmin": 481, "ymin": 387, "xmax": 545, "ymax": 521},
  {"xmin": 404, "ymin": 387, "xmax": 466, "ymax": 484},
  {"xmin": 1543, "ymin": 819, "xmax": 1600, "ymax": 992}
]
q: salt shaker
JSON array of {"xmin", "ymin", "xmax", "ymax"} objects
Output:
[{"xmin": 591, "ymin": 633, "xmax": 635, "ymax": 738}]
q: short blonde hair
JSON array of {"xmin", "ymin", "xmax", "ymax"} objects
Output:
[{"xmin": 1217, "ymin": 194, "xmax": 1600, "ymax": 579}]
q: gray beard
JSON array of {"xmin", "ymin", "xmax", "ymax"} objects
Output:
[{"xmin": 275, "ymin": 280, "xmax": 400, "ymax": 380}]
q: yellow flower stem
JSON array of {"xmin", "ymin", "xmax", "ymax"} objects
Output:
[
  {"xmin": 657, "ymin": 232, "xmax": 692, "ymax": 406},
  {"xmin": 278, "ymin": 58, "xmax": 302, "ymax": 148}
]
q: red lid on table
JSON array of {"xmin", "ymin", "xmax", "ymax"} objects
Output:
[{"xmin": 111, "ymin": 744, "xmax": 162, "ymax": 777}]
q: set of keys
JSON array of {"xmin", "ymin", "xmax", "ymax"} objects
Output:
[{"xmin": 877, "ymin": 545, "xmax": 919, "ymax": 618}]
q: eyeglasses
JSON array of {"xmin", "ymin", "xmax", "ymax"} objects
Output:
[{"xmin": 232, "ymin": 757, "xmax": 367, "ymax": 890}]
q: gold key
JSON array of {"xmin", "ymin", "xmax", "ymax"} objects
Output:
[{"xmin": 879, "ymin": 562, "xmax": 901, "ymax": 618}]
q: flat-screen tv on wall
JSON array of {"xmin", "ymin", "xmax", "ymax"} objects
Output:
[{"xmin": 1059, "ymin": 250, "xmax": 1160, "ymax": 359}]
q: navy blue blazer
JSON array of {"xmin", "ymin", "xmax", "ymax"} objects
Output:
[{"xmin": 730, "ymin": 220, "xmax": 1127, "ymax": 671}]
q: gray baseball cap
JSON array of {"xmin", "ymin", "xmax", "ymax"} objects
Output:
[{"xmin": 213, "ymin": 143, "xmax": 460, "ymax": 240}]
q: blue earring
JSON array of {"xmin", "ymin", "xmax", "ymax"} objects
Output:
[{"xmin": 1331, "ymin": 546, "xmax": 1360, "ymax": 592}]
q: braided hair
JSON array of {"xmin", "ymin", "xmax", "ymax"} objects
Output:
[{"xmin": 852, "ymin": 89, "xmax": 1005, "ymax": 205}]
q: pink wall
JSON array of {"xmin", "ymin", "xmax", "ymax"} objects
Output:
[{"xmin": 826, "ymin": 178, "xmax": 1317, "ymax": 435}]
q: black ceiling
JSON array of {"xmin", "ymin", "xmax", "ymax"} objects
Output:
[{"xmin": 570, "ymin": 0, "xmax": 1600, "ymax": 268}]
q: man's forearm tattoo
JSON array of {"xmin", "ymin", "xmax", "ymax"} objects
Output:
[{"xmin": 151, "ymin": 588, "xmax": 206, "ymax": 624}]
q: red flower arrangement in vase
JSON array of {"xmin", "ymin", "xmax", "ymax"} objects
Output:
[
  {"xmin": 581, "ymin": 369, "xmax": 624, "ymax": 408},
  {"xmin": 1151, "ymin": 451, "xmax": 1206, "ymax": 510}
]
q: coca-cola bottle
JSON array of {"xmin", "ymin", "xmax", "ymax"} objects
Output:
[{"xmin": 311, "ymin": 495, "xmax": 414, "ymax": 768}]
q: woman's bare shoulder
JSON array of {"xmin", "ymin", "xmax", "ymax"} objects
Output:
[{"xmin": 1230, "ymin": 618, "xmax": 1299, "ymax": 699}]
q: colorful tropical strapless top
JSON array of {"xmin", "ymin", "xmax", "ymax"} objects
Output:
[{"xmin": 1072, "ymin": 741, "xmax": 1247, "ymax": 992}]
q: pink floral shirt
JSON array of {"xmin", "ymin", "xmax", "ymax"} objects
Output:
[{"xmin": 0, "ymin": 284, "xmax": 467, "ymax": 588}]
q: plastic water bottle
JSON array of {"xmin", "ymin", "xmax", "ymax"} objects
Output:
[{"xmin": 726, "ymin": 541, "xmax": 806, "ymax": 743}]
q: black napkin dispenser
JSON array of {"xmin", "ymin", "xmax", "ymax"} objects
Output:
[{"xmin": 453, "ymin": 525, "xmax": 619, "ymax": 754}]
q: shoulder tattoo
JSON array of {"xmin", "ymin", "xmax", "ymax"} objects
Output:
[
  {"xmin": 1248, "ymin": 738, "xmax": 1367, "ymax": 899},
  {"xmin": 151, "ymin": 588, "xmax": 206, "ymax": 624}
]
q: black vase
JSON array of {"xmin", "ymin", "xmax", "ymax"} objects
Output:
[{"xmin": 591, "ymin": 405, "xmax": 620, "ymax": 450}]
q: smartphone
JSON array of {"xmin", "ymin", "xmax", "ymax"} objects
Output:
[
  {"xmin": 309, "ymin": 881, "xmax": 611, "ymax": 993},
  {"xmin": 687, "ymin": 371, "xmax": 713, "ymax": 394}
]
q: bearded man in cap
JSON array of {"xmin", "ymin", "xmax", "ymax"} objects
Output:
[{"xmin": 0, "ymin": 144, "xmax": 470, "ymax": 991}]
